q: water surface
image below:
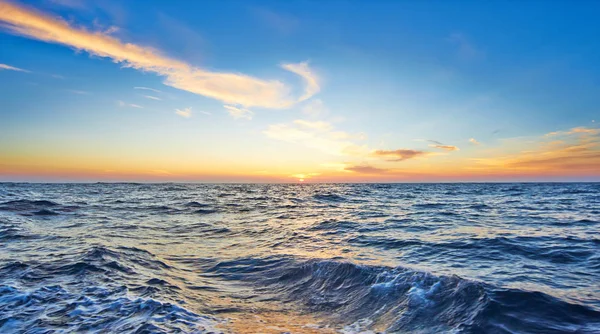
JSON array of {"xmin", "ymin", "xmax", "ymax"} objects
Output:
[{"xmin": 0, "ymin": 183, "xmax": 599, "ymax": 333}]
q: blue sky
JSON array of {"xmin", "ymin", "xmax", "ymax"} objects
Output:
[{"xmin": 0, "ymin": 0, "xmax": 599, "ymax": 182}]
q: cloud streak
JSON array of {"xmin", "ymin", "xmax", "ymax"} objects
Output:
[
  {"xmin": 142, "ymin": 95, "xmax": 162, "ymax": 101},
  {"xmin": 118, "ymin": 100, "xmax": 142, "ymax": 108},
  {"xmin": 0, "ymin": 63, "xmax": 29, "ymax": 72},
  {"xmin": 263, "ymin": 120, "xmax": 367, "ymax": 156},
  {"xmin": 0, "ymin": 1, "xmax": 319, "ymax": 108},
  {"xmin": 546, "ymin": 127, "xmax": 600, "ymax": 137},
  {"xmin": 345, "ymin": 165, "xmax": 389, "ymax": 174},
  {"xmin": 134, "ymin": 86, "xmax": 162, "ymax": 93},
  {"xmin": 224, "ymin": 105, "xmax": 253, "ymax": 120},
  {"xmin": 175, "ymin": 107, "xmax": 192, "ymax": 118},
  {"xmin": 474, "ymin": 126, "xmax": 600, "ymax": 173},
  {"xmin": 431, "ymin": 144, "xmax": 459, "ymax": 151},
  {"xmin": 372, "ymin": 149, "xmax": 428, "ymax": 161},
  {"xmin": 427, "ymin": 140, "xmax": 459, "ymax": 151}
]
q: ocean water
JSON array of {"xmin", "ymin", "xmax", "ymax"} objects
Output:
[{"xmin": 0, "ymin": 183, "xmax": 599, "ymax": 333}]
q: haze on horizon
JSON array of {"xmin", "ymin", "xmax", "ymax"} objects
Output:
[{"xmin": 1, "ymin": 0, "xmax": 599, "ymax": 183}]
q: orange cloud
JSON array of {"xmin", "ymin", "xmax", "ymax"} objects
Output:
[
  {"xmin": 371, "ymin": 149, "xmax": 428, "ymax": 161},
  {"xmin": 175, "ymin": 107, "xmax": 192, "ymax": 118},
  {"xmin": 0, "ymin": 1, "xmax": 319, "ymax": 108},
  {"xmin": 344, "ymin": 165, "xmax": 389, "ymax": 174},
  {"xmin": 546, "ymin": 127, "xmax": 600, "ymax": 137},
  {"xmin": 430, "ymin": 144, "xmax": 459, "ymax": 151},
  {"xmin": 475, "ymin": 127, "xmax": 600, "ymax": 173},
  {"xmin": 427, "ymin": 140, "xmax": 459, "ymax": 151}
]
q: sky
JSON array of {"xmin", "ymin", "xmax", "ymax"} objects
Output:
[{"xmin": 0, "ymin": 0, "xmax": 599, "ymax": 182}]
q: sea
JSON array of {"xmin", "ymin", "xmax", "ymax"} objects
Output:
[{"xmin": 0, "ymin": 183, "xmax": 599, "ymax": 333}]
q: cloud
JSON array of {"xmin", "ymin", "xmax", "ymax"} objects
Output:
[
  {"xmin": 223, "ymin": 105, "xmax": 253, "ymax": 120},
  {"xmin": 0, "ymin": 1, "xmax": 319, "ymax": 108},
  {"xmin": 175, "ymin": 107, "xmax": 191, "ymax": 118},
  {"xmin": 431, "ymin": 144, "xmax": 459, "ymax": 151},
  {"xmin": 426, "ymin": 140, "xmax": 459, "ymax": 151},
  {"xmin": 293, "ymin": 119, "xmax": 332, "ymax": 131},
  {"xmin": 372, "ymin": 149, "xmax": 428, "ymax": 161},
  {"xmin": 134, "ymin": 86, "xmax": 162, "ymax": 93},
  {"xmin": 142, "ymin": 95, "xmax": 162, "ymax": 101},
  {"xmin": 302, "ymin": 99, "xmax": 328, "ymax": 117},
  {"xmin": 469, "ymin": 138, "xmax": 480, "ymax": 145},
  {"xmin": 198, "ymin": 110, "xmax": 211, "ymax": 115},
  {"xmin": 474, "ymin": 126, "xmax": 600, "ymax": 173},
  {"xmin": 118, "ymin": 100, "xmax": 143, "ymax": 108},
  {"xmin": 0, "ymin": 63, "xmax": 30, "ymax": 72},
  {"xmin": 263, "ymin": 121, "xmax": 367, "ymax": 156},
  {"xmin": 546, "ymin": 127, "xmax": 600, "ymax": 137},
  {"xmin": 508, "ymin": 152, "xmax": 600, "ymax": 171},
  {"xmin": 345, "ymin": 165, "xmax": 389, "ymax": 174},
  {"xmin": 280, "ymin": 61, "xmax": 320, "ymax": 103}
]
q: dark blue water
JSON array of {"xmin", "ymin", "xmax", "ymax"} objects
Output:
[{"xmin": 0, "ymin": 183, "xmax": 599, "ymax": 333}]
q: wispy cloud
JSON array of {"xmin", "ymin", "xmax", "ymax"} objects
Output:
[
  {"xmin": 264, "ymin": 120, "xmax": 367, "ymax": 156},
  {"xmin": 427, "ymin": 140, "xmax": 459, "ymax": 151},
  {"xmin": 293, "ymin": 119, "xmax": 333, "ymax": 131},
  {"xmin": 118, "ymin": 100, "xmax": 142, "ymax": 108},
  {"xmin": 344, "ymin": 165, "xmax": 390, "ymax": 174},
  {"xmin": 0, "ymin": 1, "xmax": 319, "ymax": 109},
  {"xmin": 223, "ymin": 105, "xmax": 253, "ymax": 120},
  {"xmin": 546, "ymin": 127, "xmax": 600, "ymax": 137},
  {"xmin": 0, "ymin": 63, "xmax": 30, "ymax": 72},
  {"xmin": 431, "ymin": 144, "xmax": 459, "ymax": 151},
  {"xmin": 302, "ymin": 99, "xmax": 328, "ymax": 117},
  {"xmin": 142, "ymin": 95, "xmax": 162, "ymax": 101},
  {"xmin": 281, "ymin": 61, "xmax": 320, "ymax": 103},
  {"xmin": 372, "ymin": 149, "xmax": 428, "ymax": 161},
  {"xmin": 134, "ymin": 86, "xmax": 162, "ymax": 93},
  {"xmin": 469, "ymin": 138, "xmax": 480, "ymax": 145},
  {"xmin": 474, "ymin": 126, "xmax": 600, "ymax": 173},
  {"xmin": 175, "ymin": 107, "xmax": 192, "ymax": 118}
]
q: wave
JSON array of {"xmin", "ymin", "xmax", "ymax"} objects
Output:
[
  {"xmin": 184, "ymin": 201, "xmax": 211, "ymax": 208},
  {"xmin": 206, "ymin": 257, "xmax": 600, "ymax": 333},
  {"xmin": 0, "ymin": 199, "xmax": 80, "ymax": 216},
  {"xmin": 193, "ymin": 209, "xmax": 218, "ymax": 215},
  {"xmin": 313, "ymin": 193, "xmax": 347, "ymax": 202},
  {"xmin": 348, "ymin": 235, "xmax": 599, "ymax": 267},
  {"xmin": 0, "ymin": 285, "xmax": 218, "ymax": 333}
]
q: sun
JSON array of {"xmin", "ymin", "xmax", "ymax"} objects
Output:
[{"xmin": 298, "ymin": 178, "xmax": 305, "ymax": 182}]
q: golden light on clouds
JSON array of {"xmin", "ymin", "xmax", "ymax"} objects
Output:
[{"xmin": 0, "ymin": 0, "xmax": 319, "ymax": 109}]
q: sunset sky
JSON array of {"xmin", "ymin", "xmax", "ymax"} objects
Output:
[{"xmin": 1, "ymin": 0, "xmax": 599, "ymax": 182}]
